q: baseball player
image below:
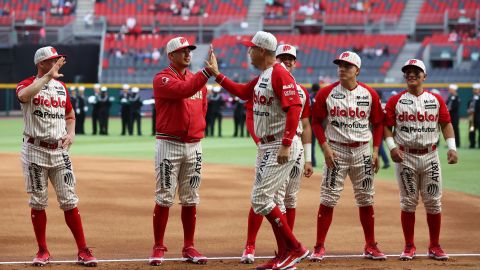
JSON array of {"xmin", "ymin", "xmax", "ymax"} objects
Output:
[
  {"xmin": 149, "ymin": 37, "xmax": 213, "ymax": 266},
  {"xmin": 206, "ymin": 31, "xmax": 310, "ymax": 270},
  {"xmin": 384, "ymin": 59, "xmax": 458, "ymax": 261},
  {"xmin": 16, "ymin": 46, "xmax": 97, "ymax": 267},
  {"xmin": 240, "ymin": 44, "xmax": 314, "ymax": 265},
  {"xmin": 310, "ymin": 51, "xmax": 386, "ymax": 261}
]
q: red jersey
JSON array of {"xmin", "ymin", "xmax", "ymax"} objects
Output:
[{"xmin": 153, "ymin": 65, "xmax": 211, "ymax": 142}]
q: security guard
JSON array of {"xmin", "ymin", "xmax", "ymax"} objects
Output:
[
  {"xmin": 446, "ymin": 84, "xmax": 460, "ymax": 147},
  {"xmin": 129, "ymin": 87, "xmax": 142, "ymax": 135},
  {"xmin": 98, "ymin": 86, "xmax": 112, "ymax": 135},
  {"xmin": 120, "ymin": 84, "xmax": 132, "ymax": 135}
]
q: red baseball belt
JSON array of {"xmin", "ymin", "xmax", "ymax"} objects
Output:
[
  {"xmin": 329, "ymin": 140, "xmax": 368, "ymax": 148},
  {"xmin": 26, "ymin": 137, "xmax": 60, "ymax": 150},
  {"xmin": 399, "ymin": 144, "xmax": 437, "ymax": 155}
]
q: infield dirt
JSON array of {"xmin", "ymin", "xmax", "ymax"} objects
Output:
[{"xmin": 1, "ymin": 153, "xmax": 479, "ymax": 269}]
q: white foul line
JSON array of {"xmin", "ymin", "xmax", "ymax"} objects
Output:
[{"xmin": 1, "ymin": 254, "xmax": 480, "ymax": 265}]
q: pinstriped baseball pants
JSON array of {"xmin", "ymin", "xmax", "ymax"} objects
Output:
[
  {"xmin": 275, "ymin": 137, "xmax": 305, "ymax": 213},
  {"xmin": 251, "ymin": 136, "xmax": 301, "ymax": 216},
  {"xmin": 21, "ymin": 141, "xmax": 78, "ymax": 210},
  {"xmin": 394, "ymin": 150, "xmax": 443, "ymax": 214},
  {"xmin": 320, "ymin": 142, "xmax": 375, "ymax": 208},
  {"xmin": 154, "ymin": 139, "xmax": 202, "ymax": 207}
]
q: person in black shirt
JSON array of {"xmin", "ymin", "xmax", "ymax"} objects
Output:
[
  {"xmin": 119, "ymin": 84, "xmax": 132, "ymax": 135},
  {"xmin": 98, "ymin": 86, "xmax": 112, "ymax": 135},
  {"xmin": 468, "ymin": 83, "xmax": 480, "ymax": 148},
  {"xmin": 233, "ymin": 97, "xmax": 246, "ymax": 137},
  {"xmin": 446, "ymin": 84, "xmax": 460, "ymax": 147},
  {"xmin": 129, "ymin": 87, "xmax": 142, "ymax": 136},
  {"xmin": 75, "ymin": 86, "xmax": 87, "ymax": 134}
]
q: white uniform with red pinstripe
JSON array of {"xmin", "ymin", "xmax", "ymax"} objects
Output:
[
  {"xmin": 315, "ymin": 82, "xmax": 383, "ymax": 207},
  {"xmin": 385, "ymin": 90, "xmax": 451, "ymax": 213},
  {"xmin": 251, "ymin": 63, "xmax": 302, "ymax": 215},
  {"xmin": 17, "ymin": 77, "xmax": 78, "ymax": 210},
  {"xmin": 275, "ymin": 84, "xmax": 310, "ymax": 212}
]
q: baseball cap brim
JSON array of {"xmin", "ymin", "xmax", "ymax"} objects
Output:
[
  {"xmin": 170, "ymin": 45, "xmax": 196, "ymax": 53},
  {"xmin": 38, "ymin": 54, "xmax": 66, "ymax": 64},
  {"xmin": 333, "ymin": 59, "xmax": 359, "ymax": 68},
  {"xmin": 276, "ymin": 53, "xmax": 296, "ymax": 60},
  {"xmin": 241, "ymin": 40, "xmax": 257, "ymax": 47},
  {"xmin": 401, "ymin": 65, "xmax": 425, "ymax": 74}
]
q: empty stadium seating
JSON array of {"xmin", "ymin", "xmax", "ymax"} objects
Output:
[
  {"xmin": 101, "ymin": 33, "xmax": 196, "ymax": 83},
  {"xmin": 94, "ymin": 0, "xmax": 249, "ymax": 27},
  {"xmin": 264, "ymin": 0, "xmax": 406, "ymax": 26},
  {"xmin": 212, "ymin": 34, "xmax": 406, "ymax": 83},
  {"xmin": 417, "ymin": 0, "xmax": 480, "ymax": 25},
  {"xmin": 0, "ymin": 0, "xmax": 74, "ymax": 26}
]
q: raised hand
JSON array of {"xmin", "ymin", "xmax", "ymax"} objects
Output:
[
  {"xmin": 46, "ymin": 57, "xmax": 66, "ymax": 79},
  {"xmin": 204, "ymin": 44, "xmax": 220, "ymax": 76}
]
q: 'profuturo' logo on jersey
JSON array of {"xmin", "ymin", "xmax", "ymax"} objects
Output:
[
  {"xmin": 330, "ymin": 106, "xmax": 368, "ymax": 118},
  {"xmin": 33, "ymin": 109, "xmax": 65, "ymax": 119},
  {"xmin": 397, "ymin": 111, "xmax": 438, "ymax": 122},
  {"xmin": 33, "ymin": 96, "xmax": 66, "ymax": 108}
]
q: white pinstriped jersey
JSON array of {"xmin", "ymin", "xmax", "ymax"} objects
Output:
[
  {"xmin": 314, "ymin": 81, "xmax": 383, "ymax": 143},
  {"xmin": 385, "ymin": 90, "xmax": 451, "ymax": 148},
  {"xmin": 296, "ymin": 84, "xmax": 311, "ymax": 135},
  {"xmin": 253, "ymin": 63, "xmax": 301, "ymax": 140},
  {"xmin": 16, "ymin": 77, "xmax": 72, "ymax": 141}
]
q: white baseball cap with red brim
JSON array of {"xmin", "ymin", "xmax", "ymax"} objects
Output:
[
  {"xmin": 34, "ymin": 46, "xmax": 66, "ymax": 65},
  {"xmin": 402, "ymin": 59, "xmax": 427, "ymax": 74},
  {"xmin": 276, "ymin": 44, "xmax": 296, "ymax": 59},
  {"xmin": 166, "ymin": 37, "xmax": 197, "ymax": 54},
  {"xmin": 241, "ymin": 31, "xmax": 277, "ymax": 52},
  {"xmin": 333, "ymin": 51, "xmax": 361, "ymax": 69}
]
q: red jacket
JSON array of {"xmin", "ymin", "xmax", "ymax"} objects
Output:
[{"xmin": 153, "ymin": 65, "xmax": 211, "ymax": 142}]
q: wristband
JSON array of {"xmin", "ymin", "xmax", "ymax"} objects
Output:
[
  {"xmin": 446, "ymin": 138, "xmax": 456, "ymax": 151},
  {"xmin": 385, "ymin": 137, "xmax": 397, "ymax": 151},
  {"xmin": 303, "ymin": 143, "xmax": 312, "ymax": 162}
]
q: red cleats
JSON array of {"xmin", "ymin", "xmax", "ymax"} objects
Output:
[
  {"xmin": 241, "ymin": 244, "xmax": 255, "ymax": 264},
  {"xmin": 182, "ymin": 246, "xmax": 207, "ymax": 264},
  {"xmin": 309, "ymin": 244, "xmax": 325, "ymax": 262},
  {"xmin": 428, "ymin": 245, "xmax": 449, "ymax": 261},
  {"xmin": 273, "ymin": 245, "xmax": 309, "ymax": 270},
  {"xmin": 149, "ymin": 245, "xmax": 167, "ymax": 266},
  {"xmin": 400, "ymin": 244, "xmax": 416, "ymax": 261},
  {"xmin": 32, "ymin": 249, "xmax": 50, "ymax": 267},
  {"xmin": 363, "ymin": 242, "xmax": 386, "ymax": 260},
  {"xmin": 77, "ymin": 248, "xmax": 98, "ymax": 267}
]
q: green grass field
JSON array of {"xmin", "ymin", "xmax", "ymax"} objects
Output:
[{"xmin": 1, "ymin": 117, "xmax": 478, "ymax": 196}]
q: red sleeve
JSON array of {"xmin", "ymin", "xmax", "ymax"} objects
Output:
[
  {"xmin": 16, "ymin": 77, "xmax": 35, "ymax": 102},
  {"xmin": 432, "ymin": 92, "xmax": 451, "ymax": 123},
  {"xmin": 61, "ymin": 81, "xmax": 73, "ymax": 114},
  {"xmin": 311, "ymin": 83, "xmax": 337, "ymax": 144},
  {"xmin": 245, "ymin": 100, "xmax": 260, "ymax": 144},
  {"xmin": 215, "ymin": 74, "xmax": 258, "ymax": 101},
  {"xmin": 384, "ymin": 92, "xmax": 403, "ymax": 127},
  {"xmin": 300, "ymin": 85, "xmax": 311, "ymax": 118},
  {"xmin": 282, "ymin": 105, "xmax": 302, "ymax": 146},
  {"xmin": 153, "ymin": 68, "xmax": 210, "ymax": 99},
  {"xmin": 271, "ymin": 64, "xmax": 301, "ymax": 111}
]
